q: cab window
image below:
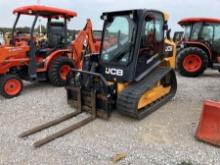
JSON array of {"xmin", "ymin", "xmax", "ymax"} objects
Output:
[
  {"xmin": 144, "ymin": 17, "xmax": 163, "ymax": 42},
  {"xmin": 200, "ymin": 24, "xmax": 214, "ymax": 42},
  {"xmin": 183, "ymin": 25, "xmax": 191, "ymax": 40},
  {"xmin": 214, "ymin": 24, "xmax": 220, "ymax": 42},
  {"xmin": 212, "ymin": 24, "xmax": 220, "ymax": 53},
  {"xmin": 191, "ymin": 23, "xmax": 202, "ymax": 40},
  {"xmin": 139, "ymin": 14, "xmax": 164, "ymax": 56}
]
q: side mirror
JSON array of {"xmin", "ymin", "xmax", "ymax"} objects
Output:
[
  {"xmin": 101, "ymin": 14, "xmax": 113, "ymax": 23},
  {"xmin": 166, "ymin": 29, "xmax": 171, "ymax": 40},
  {"xmin": 163, "ymin": 23, "xmax": 168, "ymax": 31}
]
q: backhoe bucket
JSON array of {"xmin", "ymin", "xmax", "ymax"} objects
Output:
[{"xmin": 196, "ymin": 100, "xmax": 220, "ymax": 147}]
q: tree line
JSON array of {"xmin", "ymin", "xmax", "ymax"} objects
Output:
[{"xmin": 0, "ymin": 25, "xmax": 77, "ymax": 34}]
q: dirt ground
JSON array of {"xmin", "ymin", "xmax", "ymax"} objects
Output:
[{"xmin": 0, "ymin": 70, "xmax": 220, "ymax": 165}]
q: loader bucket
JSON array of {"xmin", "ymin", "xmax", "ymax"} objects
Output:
[{"xmin": 196, "ymin": 100, "xmax": 220, "ymax": 147}]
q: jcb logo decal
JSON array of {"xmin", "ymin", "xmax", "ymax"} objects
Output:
[
  {"xmin": 165, "ymin": 46, "xmax": 173, "ymax": 52},
  {"xmin": 105, "ymin": 68, "xmax": 123, "ymax": 77}
]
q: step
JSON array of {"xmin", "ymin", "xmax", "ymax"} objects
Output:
[{"xmin": 212, "ymin": 63, "xmax": 220, "ymax": 70}]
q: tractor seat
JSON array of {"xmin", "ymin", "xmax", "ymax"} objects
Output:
[
  {"xmin": 37, "ymin": 48, "xmax": 56, "ymax": 57},
  {"xmin": 48, "ymin": 33, "xmax": 65, "ymax": 48}
]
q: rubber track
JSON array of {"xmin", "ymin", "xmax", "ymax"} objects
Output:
[{"xmin": 117, "ymin": 66, "xmax": 177, "ymax": 119}]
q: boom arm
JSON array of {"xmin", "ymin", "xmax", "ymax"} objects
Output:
[{"xmin": 71, "ymin": 19, "xmax": 100, "ymax": 69}]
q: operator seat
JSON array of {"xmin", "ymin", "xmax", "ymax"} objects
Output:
[
  {"xmin": 38, "ymin": 22, "xmax": 66, "ymax": 56},
  {"xmin": 136, "ymin": 31, "xmax": 156, "ymax": 76},
  {"xmin": 139, "ymin": 30, "xmax": 156, "ymax": 58}
]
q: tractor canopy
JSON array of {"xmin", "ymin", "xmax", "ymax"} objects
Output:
[
  {"xmin": 13, "ymin": 5, "xmax": 77, "ymax": 19},
  {"xmin": 178, "ymin": 17, "xmax": 220, "ymax": 26},
  {"xmin": 178, "ymin": 17, "xmax": 220, "ymax": 41}
]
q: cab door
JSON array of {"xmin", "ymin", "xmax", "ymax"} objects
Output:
[
  {"xmin": 212, "ymin": 24, "xmax": 220, "ymax": 58},
  {"xmin": 199, "ymin": 23, "xmax": 214, "ymax": 45},
  {"xmin": 135, "ymin": 13, "xmax": 164, "ymax": 77}
]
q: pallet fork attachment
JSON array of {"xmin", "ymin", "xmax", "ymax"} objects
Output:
[{"xmin": 19, "ymin": 88, "xmax": 98, "ymax": 148}]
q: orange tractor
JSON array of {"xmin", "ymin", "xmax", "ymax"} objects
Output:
[
  {"xmin": 177, "ymin": 18, "xmax": 220, "ymax": 77},
  {"xmin": 0, "ymin": 5, "xmax": 100, "ymax": 98}
]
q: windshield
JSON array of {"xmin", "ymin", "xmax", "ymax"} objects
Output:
[
  {"xmin": 15, "ymin": 15, "xmax": 36, "ymax": 34},
  {"xmin": 101, "ymin": 15, "xmax": 135, "ymax": 65}
]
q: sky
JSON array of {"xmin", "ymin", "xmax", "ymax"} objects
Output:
[{"xmin": 0, "ymin": 0, "xmax": 220, "ymax": 33}]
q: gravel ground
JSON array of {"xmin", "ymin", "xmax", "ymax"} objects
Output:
[{"xmin": 0, "ymin": 69, "xmax": 220, "ymax": 165}]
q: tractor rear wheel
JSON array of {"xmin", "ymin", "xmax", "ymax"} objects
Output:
[
  {"xmin": 48, "ymin": 56, "xmax": 75, "ymax": 86},
  {"xmin": 177, "ymin": 47, "xmax": 208, "ymax": 77},
  {"xmin": 0, "ymin": 74, "xmax": 23, "ymax": 98}
]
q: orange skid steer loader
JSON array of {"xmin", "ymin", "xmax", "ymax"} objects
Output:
[{"xmin": 0, "ymin": 5, "xmax": 100, "ymax": 98}]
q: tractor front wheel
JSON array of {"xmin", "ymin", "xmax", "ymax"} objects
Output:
[
  {"xmin": 48, "ymin": 56, "xmax": 75, "ymax": 86},
  {"xmin": 0, "ymin": 74, "xmax": 23, "ymax": 98},
  {"xmin": 177, "ymin": 47, "xmax": 208, "ymax": 77}
]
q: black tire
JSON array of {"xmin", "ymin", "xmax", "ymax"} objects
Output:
[
  {"xmin": 48, "ymin": 56, "xmax": 75, "ymax": 86},
  {"xmin": 0, "ymin": 74, "xmax": 23, "ymax": 98},
  {"xmin": 177, "ymin": 47, "xmax": 209, "ymax": 77}
]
